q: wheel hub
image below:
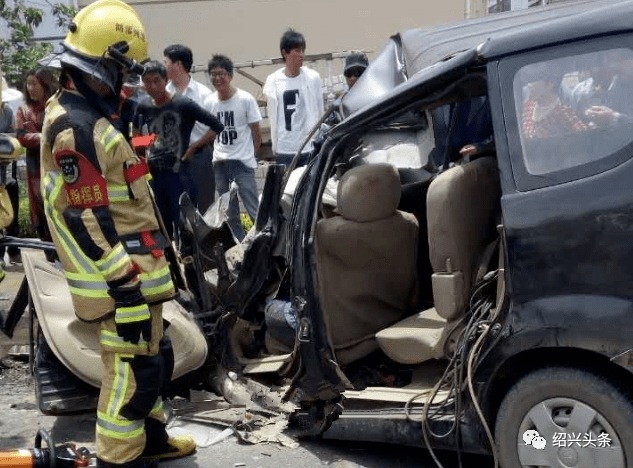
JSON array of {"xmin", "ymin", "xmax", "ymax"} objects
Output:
[
  {"xmin": 517, "ymin": 397, "xmax": 625, "ymax": 468},
  {"xmin": 558, "ymin": 446, "xmax": 578, "ymax": 467}
]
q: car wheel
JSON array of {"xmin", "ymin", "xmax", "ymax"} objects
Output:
[{"xmin": 495, "ymin": 366, "xmax": 633, "ymax": 468}]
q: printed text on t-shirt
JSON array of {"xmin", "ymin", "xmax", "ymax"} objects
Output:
[
  {"xmin": 283, "ymin": 90, "xmax": 300, "ymax": 131},
  {"xmin": 217, "ymin": 110, "xmax": 237, "ymax": 145}
]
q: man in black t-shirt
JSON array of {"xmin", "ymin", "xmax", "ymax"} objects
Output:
[{"xmin": 134, "ymin": 60, "xmax": 224, "ymax": 241}]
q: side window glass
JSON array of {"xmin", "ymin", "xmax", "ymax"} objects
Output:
[{"xmin": 514, "ymin": 48, "xmax": 633, "ymax": 176}]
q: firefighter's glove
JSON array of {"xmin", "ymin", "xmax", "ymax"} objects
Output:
[{"xmin": 109, "ymin": 284, "xmax": 151, "ymax": 344}]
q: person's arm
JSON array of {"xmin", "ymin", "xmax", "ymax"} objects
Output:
[
  {"xmin": 182, "ymin": 99, "xmax": 224, "ymax": 161},
  {"xmin": 15, "ymin": 106, "xmax": 41, "ymax": 148},
  {"xmin": 182, "ymin": 128, "xmax": 216, "ymax": 161},
  {"xmin": 263, "ymin": 73, "xmax": 278, "ymax": 154},
  {"xmin": 250, "ymin": 122, "xmax": 262, "ymax": 154},
  {"xmin": 313, "ymin": 72, "xmax": 325, "ymax": 117},
  {"xmin": 583, "ymin": 105, "xmax": 627, "ymax": 126},
  {"xmin": 247, "ymin": 94, "xmax": 263, "ymax": 155},
  {"xmin": 0, "ymin": 105, "xmax": 15, "ymax": 133}
]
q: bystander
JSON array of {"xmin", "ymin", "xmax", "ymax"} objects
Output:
[
  {"xmin": 135, "ymin": 60, "xmax": 224, "ymax": 241},
  {"xmin": 207, "ymin": 54, "xmax": 262, "ymax": 240},
  {"xmin": 263, "ymin": 29, "xmax": 323, "ymax": 168},
  {"xmin": 164, "ymin": 44, "xmax": 216, "ymax": 213}
]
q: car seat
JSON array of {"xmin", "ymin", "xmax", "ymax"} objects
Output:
[
  {"xmin": 315, "ymin": 163, "xmax": 419, "ymax": 366},
  {"xmin": 375, "ymin": 156, "xmax": 500, "ymax": 364}
]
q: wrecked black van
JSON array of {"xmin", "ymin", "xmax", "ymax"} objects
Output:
[
  {"xmin": 187, "ymin": 0, "xmax": 633, "ymax": 466},
  {"xmin": 18, "ymin": 0, "xmax": 633, "ymax": 467}
]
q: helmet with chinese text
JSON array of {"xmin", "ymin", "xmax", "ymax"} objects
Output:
[{"xmin": 59, "ymin": 0, "xmax": 147, "ymax": 113}]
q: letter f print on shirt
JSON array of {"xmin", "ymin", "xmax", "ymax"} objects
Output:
[{"xmin": 283, "ymin": 89, "xmax": 300, "ymax": 131}]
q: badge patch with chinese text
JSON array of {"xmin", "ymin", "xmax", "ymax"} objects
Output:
[{"xmin": 54, "ymin": 149, "xmax": 109, "ymax": 209}]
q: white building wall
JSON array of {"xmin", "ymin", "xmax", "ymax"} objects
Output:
[{"xmin": 80, "ymin": 0, "xmax": 467, "ymax": 97}]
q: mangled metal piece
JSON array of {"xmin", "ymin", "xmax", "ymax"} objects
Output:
[
  {"xmin": 180, "ymin": 190, "xmax": 237, "ymax": 269},
  {"xmin": 235, "ymin": 413, "xmax": 298, "ymax": 448},
  {"xmin": 341, "ymin": 35, "xmax": 407, "ymax": 118},
  {"xmin": 169, "ymin": 372, "xmax": 300, "ymax": 448},
  {"xmin": 222, "ymin": 164, "xmax": 284, "ymax": 320},
  {"xmin": 179, "ymin": 190, "xmax": 238, "ymax": 310}
]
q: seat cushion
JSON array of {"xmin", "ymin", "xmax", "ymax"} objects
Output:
[{"xmin": 375, "ymin": 308, "xmax": 447, "ymax": 364}]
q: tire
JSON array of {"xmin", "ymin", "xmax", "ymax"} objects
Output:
[{"xmin": 495, "ymin": 366, "xmax": 633, "ymax": 468}]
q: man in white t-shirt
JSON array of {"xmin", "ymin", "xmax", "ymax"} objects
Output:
[
  {"xmin": 164, "ymin": 44, "xmax": 216, "ymax": 213},
  {"xmin": 263, "ymin": 29, "xmax": 323, "ymax": 168},
  {"xmin": 207, "ymin": 54, "xmax": 262, "ymax": 240}
]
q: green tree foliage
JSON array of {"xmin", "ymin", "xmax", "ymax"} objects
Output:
[
  {"xmin": 50, "ymin": 3, "xmax": 77, "ymax": 28},
  {"xmin": 0, "ymin": 0, "xmax": 77, "ymax": 85}
]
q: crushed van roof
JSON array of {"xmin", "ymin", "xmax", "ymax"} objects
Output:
[
  {"xmin": 401, "ymin": 0, "xmax": 632, "ymax": 75},
  {"xmin": 336, "ymin": 0, "xmax": 633, "ymax": 132}
]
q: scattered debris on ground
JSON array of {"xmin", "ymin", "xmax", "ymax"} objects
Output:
[
  {"xmin": 0, "ymin": 355, "xmax": 32, "ymax": 397},
  {"xmin": 168, "ymin": 389, "xmax": 299, "ymax": 449}
]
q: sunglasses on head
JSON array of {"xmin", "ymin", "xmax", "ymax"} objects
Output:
[{"xmin": 344, "ymin": 67, "xmax": 365, "ymax": 78}]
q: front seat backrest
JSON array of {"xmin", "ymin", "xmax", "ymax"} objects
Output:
[
  {"xmin": 315, "ymin": 163, "xmax": 419, "ymax": 365},
  {"xmin": 426, "ymin": 156, "xmax": 500, "ymax": 321}
]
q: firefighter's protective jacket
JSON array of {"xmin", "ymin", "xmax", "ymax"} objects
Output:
[{"xmin": 41, "ymin": 89, "xmax": 176, "ymax": 322}]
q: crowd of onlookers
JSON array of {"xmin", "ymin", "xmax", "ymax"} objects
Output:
[{"xmin": 0, "ymin": 27, "xmax": 369, "ymax": 255}]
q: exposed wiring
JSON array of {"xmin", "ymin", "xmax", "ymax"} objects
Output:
[
  {"xmin": 466, "ymin": 270, "xmax": 505, "ymax": 468},
  {"xmin": 467, "ymin": 318, "xmax": 499, "ymax": 468},
  {"xmin": 404, "ymin": 270, "xmax": 500, "ymax": 468}
]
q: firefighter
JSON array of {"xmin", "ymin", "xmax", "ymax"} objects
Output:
[{"xmin": 40, "ymin": 1, "xmax": 196, "ymax": 467}]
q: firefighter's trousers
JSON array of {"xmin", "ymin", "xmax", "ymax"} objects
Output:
[{"xmin": 96, "ymin": 304, "xmax": 173, "ymax": 464}]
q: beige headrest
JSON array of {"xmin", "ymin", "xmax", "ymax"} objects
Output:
[{"xmin": 337, "ymin": 163, "xmax": 401, "ymax": 222}]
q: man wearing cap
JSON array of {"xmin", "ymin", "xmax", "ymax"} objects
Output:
[
  {"xmin": 323, "ymin": 51, "xmax": 369, "ymax": 127},
  {"xmin": 343, "ymin": 51, "xmax": 369, "ymax": 89}
]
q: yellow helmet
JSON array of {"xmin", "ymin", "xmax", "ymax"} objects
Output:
[
  {"xmin": 64, "ymin": 0, "xmax": 147, "ymax": 63},
  {"xmin": 59, "ymin": 0, "xmax": 147, "ymax": 113}
]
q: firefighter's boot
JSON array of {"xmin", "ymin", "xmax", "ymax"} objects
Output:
[
  {"xmin": 146, "ymin": 435, "xmax": 197, "ymax": 461},
  {"xmin": 143, "ymin": 418, "xmax": 196, "ymax": 461}
]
